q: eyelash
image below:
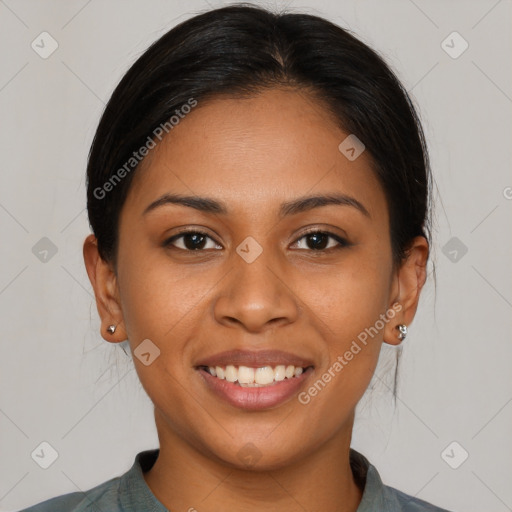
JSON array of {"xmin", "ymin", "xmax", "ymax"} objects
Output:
[{"xmin": 163, "ymin": 228, "xmax": 350, "ymax": 253}]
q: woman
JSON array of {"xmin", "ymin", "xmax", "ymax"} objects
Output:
[{"xmin": 20, "ymin": 4, "xmax": 452, "ymax": 511}]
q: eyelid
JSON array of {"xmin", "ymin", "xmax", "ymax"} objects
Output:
[
  {"xmin": 164, "ymin": 227, "xmax": 222, "ymax": 250},
  {"xmin": 291, "ymin": 227, "xmax": 350, "ymax": 250},
  {"xmin": 163, "ymin": 226, "xmax": 350, "ymax": 252}
]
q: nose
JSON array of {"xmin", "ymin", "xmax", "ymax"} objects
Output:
[{"xmin": 213, "ymin": 249, "xmax": 300, "ymax": 333}]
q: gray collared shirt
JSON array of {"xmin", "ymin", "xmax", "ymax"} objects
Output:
[{"xmin": 19, "ymin": 449, "xmax": 453, "ymax": 512}]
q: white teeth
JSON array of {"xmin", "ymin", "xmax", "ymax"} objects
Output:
[
  {"xmin": 285, "ymin": 365, "xmax": 295, "ymax": 379},
  {"xmin": 255, "ymin": 366, "xmax": 274, "ymax": 385},
  {"xmin": 205, "ymin": 364, "xmax": 308, "ymax": 386},
  {"xmin": 274, "ymin": 365, "xmax": 286, "ymax": 381},
  {"xmin": 238, "ymin": 366, "xmax": 255, "ymax": 384},
  {"xmin": 225, "ymin": 365, "xmax": 237, "ymax": 383}
]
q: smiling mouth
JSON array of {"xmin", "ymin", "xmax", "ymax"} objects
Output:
[{"xmin": 197, "ymin": 364, "xmax": 314, "ymax": 387}]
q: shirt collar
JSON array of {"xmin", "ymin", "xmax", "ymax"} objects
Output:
[
  {"xmin": 119, "ymin": 449, "xmax": 169, "ymax": 511},
  {"xmin": 349, "ymin": 448, "xmax": 392, "ymax": 510}
]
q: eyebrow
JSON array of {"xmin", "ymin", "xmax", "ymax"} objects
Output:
[{"xmin": 143, "ymin": 192, "xmax": 370, "ymax": 219}]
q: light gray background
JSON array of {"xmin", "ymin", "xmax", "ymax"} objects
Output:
[{"xmin": 1, "ymin": 1, "xmax": 511, "ymax": 511}]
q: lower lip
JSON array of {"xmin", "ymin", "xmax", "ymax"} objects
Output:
[{"xmin": 197, "ymin": 367, "xmax": 313, "ymax": 411}]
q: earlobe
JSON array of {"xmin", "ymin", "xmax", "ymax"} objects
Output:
[
  {"xmin": 83, "ymin": 234, "xmax": 127, "ymax": 343},
  {"xmin": 383, "ymin": 236, "xmax": 429, "ymax": 346},
  {"xmin": 383, "ymin": 307, "xmax": 409, "ymax": 346}
]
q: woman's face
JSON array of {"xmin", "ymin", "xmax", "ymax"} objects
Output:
[{"xmin": 88, "ymin": 87, "xmax": 424, "ymax": 470}]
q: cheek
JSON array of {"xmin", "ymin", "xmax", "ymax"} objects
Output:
[
  {"xmin": 302, "ymin": 254, "xmax": 391, "ymax": 398},
  {"xmin": 296, "ymin": 263, "xmax": 389, "ymax": 434},
  {"xmin": 306, "ymin": 255, "xmax": 392, "ymax": 340},
  {"xmin": 116, "ymin": 249, "xmax": 204, "ymax": 343},
  {"xmin": 115, "ymin": 258, "xmax": 203, "ymax": 415}
]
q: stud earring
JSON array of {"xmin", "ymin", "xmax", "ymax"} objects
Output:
[
  {"xmin": 397, "ymin": 324, "xmax": 407, "ymax": 341},
  {"xmin": 107, "ymin": 324, "xmax": 116, "ymax": 334}
]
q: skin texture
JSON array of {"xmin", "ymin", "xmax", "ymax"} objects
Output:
[{"xmin": 83, "ymin": 87, "xmax": 428, "ymax": 512}]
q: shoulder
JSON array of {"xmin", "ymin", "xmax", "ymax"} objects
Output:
[
  {"xmin": 381, "ymin": 483, "xmax": 454, "ymax": 512},
  {"xmin": 17, "ymin": 449, "xmax": 164, "ymax": 512},
  {"xmin": 17, "ymin": 473, "xmax": 123, "ymax": 512},
  {"xmin": 350, "ymin": 449, "xmax": 455, "ymax": 512}
]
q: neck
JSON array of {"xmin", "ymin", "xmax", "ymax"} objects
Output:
[{"xmin": 143, "ymin": 410, "xmax": 363, "ymax": 512}]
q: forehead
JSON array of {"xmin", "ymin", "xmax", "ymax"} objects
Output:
[{"xmin": 124, "ymin": 87, "xmax": 387, "ymax": 220}]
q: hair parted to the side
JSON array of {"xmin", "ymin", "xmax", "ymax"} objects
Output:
[{"xmin": 86, "ymin": 2, "xmax": 432, "ymax": 270}]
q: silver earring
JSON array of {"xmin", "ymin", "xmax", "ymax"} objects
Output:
[
  {"xmin": 397, "ymin": 324, "xmax": 407, "ymax": 340},
  {"xmin": 107, "ymin": 324, "xmax": 116, "ymax": 334}
]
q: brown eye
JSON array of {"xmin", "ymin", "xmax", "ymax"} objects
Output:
[
  {"xmin": 164, "ymin": 230, "xmax": 222, "ymax": 251},
  {"xmin": 293, "ymin": 230, "xmax": 349, "ymax": 251}
]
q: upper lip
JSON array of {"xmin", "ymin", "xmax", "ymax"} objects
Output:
[{"xmin": 195, "ymin": 349, "xmax": 314, "ymax": 369}]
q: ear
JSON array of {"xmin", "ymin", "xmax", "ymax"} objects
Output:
[
  {"xmin": 83, "ymin": 234, "xmax": 127, "ymax": 343},
  {"xmin": 383, "ymin": 236, "xmax": 429, "ymax": 346}
]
